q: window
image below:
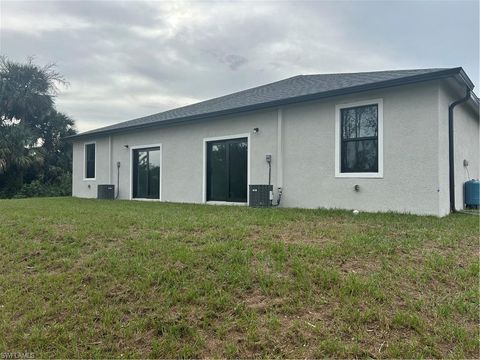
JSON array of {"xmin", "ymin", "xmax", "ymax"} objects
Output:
[
  {"xmin": 84, "ymin": 143, "xmax": 96, "ymax": 179},
  {"xmin": 335, "ymin": 99, "xmax": 383, "ymax": 178},
  {"xmin": 341, "ymin": 104, "xmax": 378, "ymax": 172}
]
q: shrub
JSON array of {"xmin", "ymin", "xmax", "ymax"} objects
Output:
[{"xmin": 13, "ymin": 173, "xmax": 72, "ymax": 198}]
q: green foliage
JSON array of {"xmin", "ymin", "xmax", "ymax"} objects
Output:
[
  {"xmin": 0, "ymin": 122, "xmax": 43, "ymax": 197},
  {"xmin": 0, "ymin": 122, "xmax": 39, "ymax": 172},
  {"xmin": 14, "ymin": 173, "xmax": 72, "ymax": 198},
  {"xmin": 0, "ymin": 56, "xmax": 76, "ymax": 197}
]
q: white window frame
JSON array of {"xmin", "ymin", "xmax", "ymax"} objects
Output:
[
  {"xmin": 129, "ymin": 143, "xmax": 163, "ymax": 201},
  {"xmin": 202, "ymin": 133, "xmax": 251, "ymax": 204},
  {"xmin": 83, "ymin": 142, "xmax": 96, "ymax": 181},
  {"xmin": 335, "ymin": 98, "xmax": 384, "ymax": 178}
]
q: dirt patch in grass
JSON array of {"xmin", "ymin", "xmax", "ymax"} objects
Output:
[
  {"xmin": 243, "ymin": 289, "xmax": 285, "ymax": 312},
  {"xmin": 339, "ymin": 256, "xmax": 381, "ymax": 275}
]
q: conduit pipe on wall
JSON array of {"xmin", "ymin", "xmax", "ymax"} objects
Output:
[
  {"xmin": 276, "ymin": 107, "xmax": 283, "ymax": 187},
  {"xmin": 108, "ymin": 135, "xmax": 112, "ymax": 184},
  {"xmin": 448, "ymin": 87, "xmax": 471, "ymax": 213},
  {"xmin": 275, "ymin": 107, "xmax": 284, "ymax": 206}
]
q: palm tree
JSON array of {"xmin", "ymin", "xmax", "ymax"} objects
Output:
[{"xmin": 0, "ymin": 56, "xmax": 66, "ymax": 130}]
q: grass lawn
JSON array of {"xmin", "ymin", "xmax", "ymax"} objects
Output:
[{"xmin": 0, "ymin": 198, "xmax": 478, "ymax": 358}]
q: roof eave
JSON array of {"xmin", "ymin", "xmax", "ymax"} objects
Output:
[
  {"xmin": 456, "ymin": 68, "xmax": 475, "ymax": 90},
  {"xmin": 66, "ymin": 67, "xmax": 470, "ymax": 141}
]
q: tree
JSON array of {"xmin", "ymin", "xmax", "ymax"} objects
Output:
[
  {"xmin": 0, "ymin": 56, "xmax": 66, "ymax": 129},
  {"xmin": 0, "ymin": 122, "xmax": 41, "ymax": 197},
  {"xmin": 0, "ymin": 57, "xmax": 76, "ymax": 198},
  {"xmin": 37, "ymin": 109, "xmax": 76, "ymax": 183}
]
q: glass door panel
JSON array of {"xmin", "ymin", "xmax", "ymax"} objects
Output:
[
  {"xmin": 228, "ymin": 139, "xmax": 248, "ymax": 202},
  {"xmin": 207, "ymin": 138, "xmax": 247, "ymax": 202},
  {"xmin": 133, "ymin": 147, "xmax": 160, "ymax": 199},
  {"xmin": 148, "ymin": 149, "xmax": 160, "ymax": 199},
  {"xmin": 207, "ymin": 142, "xmax": 228, "ymax": 201}
]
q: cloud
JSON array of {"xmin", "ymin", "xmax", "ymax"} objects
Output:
[{"xmin": 0, "ymin": 0, "xmax": 477, "ymax": 132}]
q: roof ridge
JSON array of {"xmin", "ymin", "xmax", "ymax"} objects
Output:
[{"xmin": 302, "ymin": 68, "xmax": 452, "ymax": 77}]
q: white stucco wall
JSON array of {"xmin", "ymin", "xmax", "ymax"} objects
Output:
[{"xmin": 72, "ymin": 80, "xmax": 479, "ymax": 216}]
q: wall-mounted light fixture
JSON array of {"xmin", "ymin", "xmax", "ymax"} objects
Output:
[
  {"xmin": 124, "ymin": 145, "xmax": 129, "ymax": 149},
  {"xmin": 354, "ymin": 184, "xmax": 360, "ymax": 192},
  {"xmin": 253, "ymin": 127, "xmax": 259, "ymax": 134}
]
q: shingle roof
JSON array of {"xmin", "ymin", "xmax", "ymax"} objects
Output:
[{"xmin": 69, "ymin": 67, "xmax": 473, "ymax": 139}]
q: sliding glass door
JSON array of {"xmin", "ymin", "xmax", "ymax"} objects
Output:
[
  {"xmin": 207, "ymin": 137, "xmax": 247, "ymax": 202},
  {"xmin": 132, "ymin": 147, "xmax": 160, "ymax": 199}
]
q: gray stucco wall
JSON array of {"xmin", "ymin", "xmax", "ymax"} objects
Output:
[
  {"xmin": 454, "ymin": 104, "xmax": 480, "ymax": 210},
  {"xmin": 438, "ymin": 84, "xmax": 451, "ymax": 216},
  {"xmin": 72, "ymin": 137, "xmax": 111, "ymax": 198},
  {"xmin": 74, "ymin": 109, "xmax": 278, "ymax": 202},
  {"xmin": 72, "ymin": 80, "xmax": 478, "ymax": 216},
  {"xmin": 281, "ymin": 82, "xmax": 441, "ymax": 215}
]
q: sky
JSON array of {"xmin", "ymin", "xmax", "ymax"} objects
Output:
[{"xmin": 1, "ymin": 0, "xmax": 478, "ymax": 133}]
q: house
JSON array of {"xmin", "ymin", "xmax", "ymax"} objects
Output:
[{"xmin": 68, "ymin": 68, "xmax": 479, "ymax": 216}]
